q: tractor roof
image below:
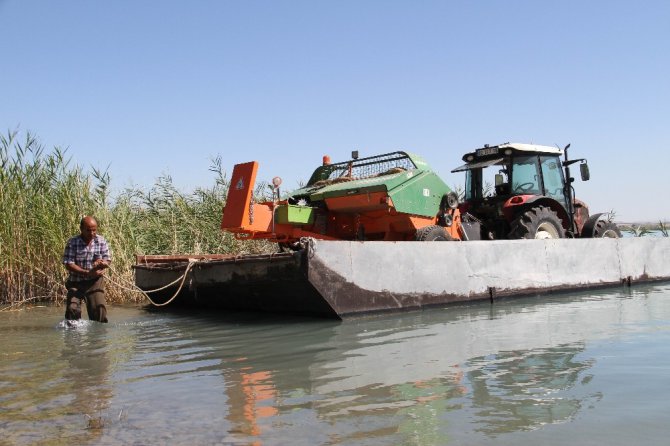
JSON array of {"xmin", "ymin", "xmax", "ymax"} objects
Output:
[
  {"xmin": 496, "ymin": 143, "xmax": 563, "ymax": 155},
  {"xmin": 452, "ymin": 143, "xmax": 564, "ymax": 173},
  {"xmin": 465, "ymin": 143, "xmax": 563, "ymax": 160}
]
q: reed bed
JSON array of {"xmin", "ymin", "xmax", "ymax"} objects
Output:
[{"xmin": 0, "ymin": 130, "xmax": 272, "ymax": 307}]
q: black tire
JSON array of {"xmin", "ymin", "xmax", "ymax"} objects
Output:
[
  {"xmin": 278, "ymin": 242, "xmax": 301, "ymax": 252},
  {"xmin": 508, "ymin": 206, "xmax": 565, "ymax": 239},
  {"xmin": 592, "ymin": 220, "xmax": 622, "ymax": 238},
  {"xmin": 415, "ymin": 225, "xmax": 454, "ymax": 241},
  {"xmin": 440, "ymin": 192, "xmax": 459, "ymax": 211}
]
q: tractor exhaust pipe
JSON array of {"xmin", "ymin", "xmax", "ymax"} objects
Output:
[{"xmin": 562, "ymin": 143, "xmax": 577, "ymax": 236}]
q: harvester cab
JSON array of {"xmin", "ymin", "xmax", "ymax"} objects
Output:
[
  {"xmin": 222, "ymin": 151, "xmax": 462, "ymax": 245},
  {"xmin": 452, "ymin": 142, "xmax": 621, "ymax": 240}
]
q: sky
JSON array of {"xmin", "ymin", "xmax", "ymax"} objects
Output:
[{"xmin": 1, "ymin": 0, "xmax": 669, "ymax": 222}]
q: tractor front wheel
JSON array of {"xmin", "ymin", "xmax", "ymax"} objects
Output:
[
  {"xmin": 509, "ymin": 206, "xmax": 565, "ymax": 239},
  {"xmin": 415, "ymin": 225, "xmax": 454, "ymax": 241}
]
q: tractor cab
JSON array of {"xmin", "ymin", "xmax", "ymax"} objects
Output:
[{"xmin": 452, "ymin": 143, "xmax": 597, "ymax": 239}]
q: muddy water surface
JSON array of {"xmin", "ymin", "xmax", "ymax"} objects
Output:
[{"xmin": 2, "ymin": 283, "xmax": 670, "ymax": 445}]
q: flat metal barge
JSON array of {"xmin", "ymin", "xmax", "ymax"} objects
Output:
[{"xmin": 134, "ymin": 237, "xmax": 670, "ymax": 319}]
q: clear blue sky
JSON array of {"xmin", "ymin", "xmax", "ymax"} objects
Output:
[{"xmin": 2, "ymin": 0, "xmax": 668, "ymax": 222}]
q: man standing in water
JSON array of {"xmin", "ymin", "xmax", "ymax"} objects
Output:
[{"xmin": 63, "ymin": 216, "xmax": 111, "ymax": 323}]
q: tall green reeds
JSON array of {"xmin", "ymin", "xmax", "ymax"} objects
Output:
[
  {"xmin": 115, "ymin": 155, "xmax": 271, "ymax": 258},
  {"xmin": 0, "ymin": 130, "xmax": 99, "ymax": 305},
  {"xmin": 0, "ymin": 130, "xmax": 272, "ymax": 307}
]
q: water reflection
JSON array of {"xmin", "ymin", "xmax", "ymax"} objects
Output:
[
  {"xmin": 0, "ymin": 314, "xmax": 116, "ymax": 444},
  {"xmin": 58, "ymin": 323, "xmax": 114, "ymax": 440},
  {"xmin": 2, "ymin": 284, "xmax": 670, "ymax": 445},
  {"xmin": 151, "ymin": 292, "xmax": 620, "ymax": 445},
  {"xmin": 293, "ymin": 305, "xmax": 606, "ymax": 444},
  {"xmin": 467, "ymin": 343, "xmax": 601, "ymax": 435},
  {"xmin": 226, "ymin": 367, "xmax": 278, "ymax": 440},
  {"xmin": 123, "ymin": 288, "xmax": 659, "ymax": 444},
  {"xmin": 393, "ymin": 376, "xmax": 466, "ymax": 446}
]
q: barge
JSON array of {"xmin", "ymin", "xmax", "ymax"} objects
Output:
[
  {"xmin": 134, "ymin": 146, "xmax": 669, "ymax": 318},
  {"xmin": 134, "ymin": 237, "xmax": 670, "ymax": 318}
]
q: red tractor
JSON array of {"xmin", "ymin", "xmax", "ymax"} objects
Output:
[{"xmin": 451, "ymin": 142, "xmax": 621, "ymax": 240}]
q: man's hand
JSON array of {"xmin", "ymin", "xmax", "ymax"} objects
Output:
[
  {"xmin": 90, "ymin": 259, "xmax": 109, "ymax": 276},
  {"xmin": 92, "ymin": 259, "xmax": 109, "ymax": 270}
]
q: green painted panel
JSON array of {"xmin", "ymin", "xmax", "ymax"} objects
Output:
[
  {"xmin": 286, "ymin": 151, "xmax": 452, "ymax": 218},
  {"xmin": 388, "ymin": 171, "xmax": 452, "ymax": 217},
  {"xmin": 275, "ymin": 205, "xmax": 316, "ymax": 224}
]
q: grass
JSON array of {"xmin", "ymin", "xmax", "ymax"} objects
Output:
[{"xmin": 0, "ymin": 130, "xmax": 273, "ymax": 306}]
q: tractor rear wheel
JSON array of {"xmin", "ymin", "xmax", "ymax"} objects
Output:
[
  {"xmin": 592, "ymin": 220, "xmax": 622, "ymax": 238},
  {"xmin": 509, "ymin": 206, "xmax": 565, "ymax": 239},
  {"xmin": 415, "ymin": 225, "xmax": 454, "ymax": 241}
]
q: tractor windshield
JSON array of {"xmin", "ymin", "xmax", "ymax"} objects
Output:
[
  {"xmin": 460, "ymin": 151, "xmax": 568, "ymax": 205},
  {"xmin": 510, "ymin": 154, "xmax": 567, "ymax": 206},
  {"xmin": 510, "ymin": 155, "xmax": 541, "ymax": 195},
  {"xmin": 540, "ymin": 155, "xmax": 567, "ymax": 205}
]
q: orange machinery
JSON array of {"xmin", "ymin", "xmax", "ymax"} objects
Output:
[{"xmin": 221, "ymin": 151, "xmax": 462, "ymax": 244}]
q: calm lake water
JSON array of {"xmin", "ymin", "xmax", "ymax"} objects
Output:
[{"xmin": 2, "ymin": 283, "xmax": 670, "ymax": 446}]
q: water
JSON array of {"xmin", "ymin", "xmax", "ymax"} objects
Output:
[{"xmin": 2, "ymin": 284, "xmax": 670, "ymax": 446}]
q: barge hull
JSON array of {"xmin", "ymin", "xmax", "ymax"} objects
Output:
[
  {"xmin": 134, "ymin": 238, "xmax": 670, "ymax": 318},
  {"xmin": 134, "ymin": 252, "xmax": 333, "ymax": 316}
]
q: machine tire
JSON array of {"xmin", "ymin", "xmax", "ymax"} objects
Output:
[
  {"xmin": 278, "ymin": 242, "xmax": 302, "ymax": 252},
  {"xmin": 415, "ymin": 225, "xmax": 454, "ymax": 241},
  {"xmin": 508, "ymin": 206, "xmax": 565, "ymax": 239},
  {"xmin": 440, "ymin": 192, "xmax": 459, "ymax": 211},
  {"xmin": 591, "ymin": 220, "xmax": 622, "ymax": 238}
]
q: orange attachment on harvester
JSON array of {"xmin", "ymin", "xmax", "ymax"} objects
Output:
[
  {"xmin": 221, "ymin": 151, "xmax": 463, "ymax": 243},
  {"xmin": 220, "ymin": 161, "xmax": 258, "ymax": 231}
]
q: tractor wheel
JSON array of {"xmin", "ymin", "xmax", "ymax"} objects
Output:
[
  {"xmin": 509, "ymin": 206, "xmax": 565, "ymax": 239},
  {"xmin": 415, "ymin": 225, "xmax": 454, "ymax": 241},
  {"xmin": 592, "ymin": 220, "xmax": 622, "ymax": 238}
]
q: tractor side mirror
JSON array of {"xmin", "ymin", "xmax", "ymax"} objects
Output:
[
  {"xmin": 495, "ymin": 174, "xmax": 504, "ymax": 186},
  {"xmin": 580, "ymin": 162, "xmax": 590, "ymax": 181}
]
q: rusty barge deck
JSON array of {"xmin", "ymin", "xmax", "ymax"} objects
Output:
[{"xmin": 134, "ymin": 238, "xmax": 670, "ymax": 319}]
